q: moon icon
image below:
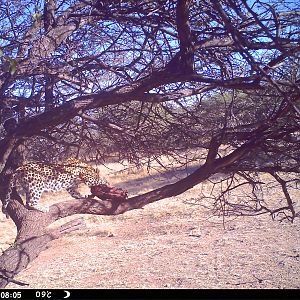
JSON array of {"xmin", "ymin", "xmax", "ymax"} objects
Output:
[{"xmin": 63, "ymin": 290, "xmax": 71, "ymax": 298}]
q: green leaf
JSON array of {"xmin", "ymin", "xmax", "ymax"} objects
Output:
[
  {"xmin": 33, "ymin": 12, "xmax": 42, "ymax": 21},
  {"xmin": 10, "ymin": 62, "xmax": 17, "ymax": 75},
  {"xmin": 6, "ymin": 56, "xmax": 17, "ymax": 75}
]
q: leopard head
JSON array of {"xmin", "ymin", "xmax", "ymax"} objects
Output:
[{"xmin": 79, "ymin": 166, "xmax": 107, "ymax": 186}]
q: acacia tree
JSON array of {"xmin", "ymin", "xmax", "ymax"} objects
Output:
[{"xmin": 0, "ymin": 0, "xmax": 299, "ymax": 287}]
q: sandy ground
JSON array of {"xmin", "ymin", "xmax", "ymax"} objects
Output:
[{"xmin": 1, "ymin": 162, "xmax": 300, "ymax": 289}]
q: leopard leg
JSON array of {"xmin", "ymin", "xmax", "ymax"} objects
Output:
[
  {"xmin": 66, "ymin": 185, "xmax": 84, "ymax": 199},
  {"xmin": 3, "ymin": 184, "xmax": 12, "ymax": 210},
  {"xmin": 2, "ymin": 174, "xmax": 16, "ymax": 219},
  {"xmin": 26, "ymin": 189, "xmax": 49, "ymax": 213}
]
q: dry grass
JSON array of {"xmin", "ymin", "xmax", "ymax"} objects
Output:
[{"xmin": 1, "ymin": 161, "xmax": 300, "ymax": 289}]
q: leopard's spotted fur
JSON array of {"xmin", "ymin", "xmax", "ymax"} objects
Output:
[{"xmin": 3, "ymin": 158, "xmax": 106, "ymax": 215}]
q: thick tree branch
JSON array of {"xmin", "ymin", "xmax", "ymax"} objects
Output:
[
  {"xmin": 0, "ymin": 137, "xmax": 260, "ymax": 287},
  {"xmin": 175, "ymin": 0, "xmax": 194, "ymax": 73}
]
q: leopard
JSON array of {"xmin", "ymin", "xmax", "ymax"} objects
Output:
[{"xmin": 2, "ymin": 158, "xmax": 107, "ymax": 216}]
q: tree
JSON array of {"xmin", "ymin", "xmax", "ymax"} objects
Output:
[{"xmin": 0, "ymin": 0, "xmax": 299, "ymax": 287}]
